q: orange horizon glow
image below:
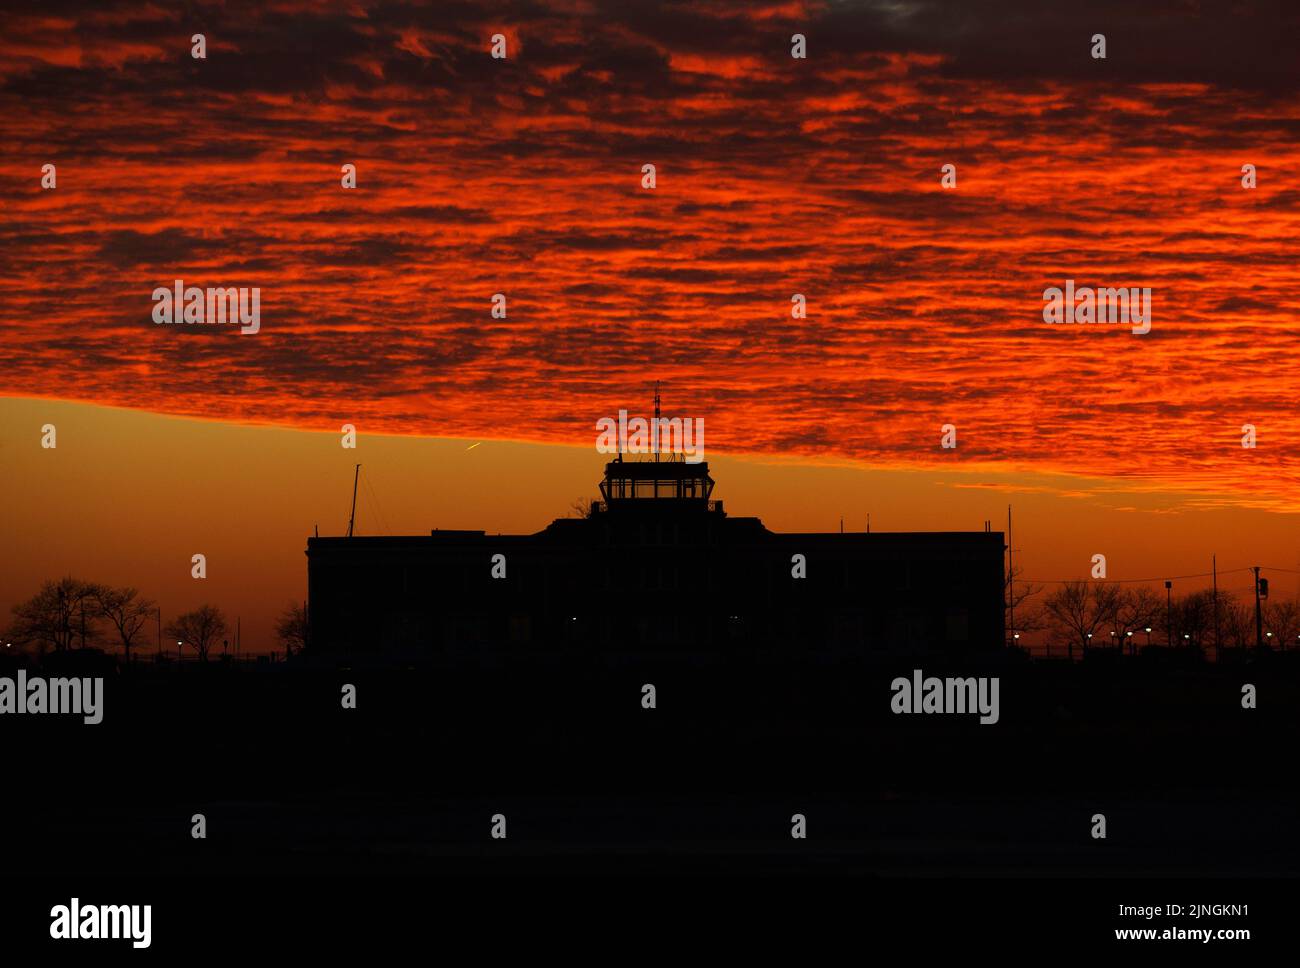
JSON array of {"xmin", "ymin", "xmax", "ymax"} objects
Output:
[{"xmin": 4, "ymin": 396, "xmax": 1300, "ymax": 655}]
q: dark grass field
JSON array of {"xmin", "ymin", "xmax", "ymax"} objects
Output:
[{"xmin": 5, "ymin": 650, "xmax": 1297, "ymax": 879}]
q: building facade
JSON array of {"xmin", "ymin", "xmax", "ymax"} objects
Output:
[{"xmin": 306, "ymin": 458, "xmax": 1006, "ymax": 658}]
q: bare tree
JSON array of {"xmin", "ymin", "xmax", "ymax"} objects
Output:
[
  {"xmin": 1112, "ymin": 586, "xmax": 1164, "ymax": 654},
  {"xmin": 569, "ymin": 497, "xmax": 594, "ymax": 519},
  {"xmin": 92, "ymin": 585, "xmax": 156, "ymax": 665},
  {"xmin": 7, "ymin": 577, "xmax": 99, "ymax": 653},
  {"xmin": 165, "ymin": 605, "xmax": 229, "ymax": 662},
  {"xmin": 1005, "ymin": 566, "xmax": 1045, "ymax": 638},
  {"xmin": 1043, "ymin": 581, "xmax": 1123, "ymax": 659},
  {"xmin": 1263, "ymin": 599, "xmax": 1300, "ymax": 650},
  {"xmin": 275, "ymin": 602, "xmax": 308, "ymax": 656},
  {"xmin": 1163, "ymin": 590, "xmax": 1215, "ymax": 650},
  {"xmin": 1220, "ymin": 594, "xmax": 1254, "ymax": 649}
]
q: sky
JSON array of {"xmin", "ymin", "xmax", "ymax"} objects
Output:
[{"xmin": 3, "ymin": 1, "xmax": 1300, "ymax": 650}]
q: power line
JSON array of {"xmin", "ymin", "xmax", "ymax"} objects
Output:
[
  {"xmin": 362, "ymin": 470, "xmax": 391, "ymax": 536},
  {"xmin": 1020, "ymin": 567, "xmax": 1257, "ymax": 585}
]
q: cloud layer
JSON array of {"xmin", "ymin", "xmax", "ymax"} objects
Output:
[{"xmin": 3, "ymin": 1, "xmax": 1300, "ymax": 507}]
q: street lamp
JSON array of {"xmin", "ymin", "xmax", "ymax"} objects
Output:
[
  {"xmin": 1145, "ymin": 626, "xmax": 1152, "ymax": 647},
  {"xmin": 1126, "ymin": 630, "xmax": 1134, "ymax": 656}
]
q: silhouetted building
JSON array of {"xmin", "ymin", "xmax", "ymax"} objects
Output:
[{"xmin": 306, "ymin": 456, "xmax": 1005, "ymax": 658}]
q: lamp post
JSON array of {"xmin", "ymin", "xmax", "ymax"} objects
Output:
[
  {"xmin": 1145, "ymin": 626, "xmax": 1152, "ymax": 648},
  {"xmin": 1126, "ymin": 630, "xmax": 1134, "ymax": 656}
]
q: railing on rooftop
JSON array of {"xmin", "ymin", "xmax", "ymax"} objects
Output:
[{"xmin": 591, "ymin": 500, "xmax": 722, "ymax": 515}]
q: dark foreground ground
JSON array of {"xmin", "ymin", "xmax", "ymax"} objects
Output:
[
  {"xmin": 5, "ymin": 647, "xmax": 1298, "ymax": 875},
  {"xmin": 2, "ymin": 647, "xmax": 1296, "ymax": 952}
]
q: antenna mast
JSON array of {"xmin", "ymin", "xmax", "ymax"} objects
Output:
[
  {"xmin": 347, "ymin": 463, "xmax": 361, "ymax": 538},
  {"xmin": 1007, "ymin": 504, "xmax": 1014, "ymax": 644},
  {"xmin": 653, "ymin": 381, "xmax": 661, "ymax": 463}
]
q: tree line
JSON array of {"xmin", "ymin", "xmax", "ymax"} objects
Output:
[
  {"xmin": 1008, "ymin": 571, "xmax": 1298, "ymax": 658},
  {"xmin": 4, "ymin": 576, "xmax": 307, "ymax": 662}
]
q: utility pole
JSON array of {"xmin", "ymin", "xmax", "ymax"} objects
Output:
[
  {"xmin": 1212, "ymin": 555, "xmax": 1220, "ymax": 663},
  {"xmin": 1253, "ymin": 566, "xmax": 1263, "ymax": 649},
  {"xmin": 1165, "ymin": 580, "xmax": 1173, "ymax": 648},
  {"xmin": 347, "ymin": 464, "xmax": 361, "ymax": 538}
]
